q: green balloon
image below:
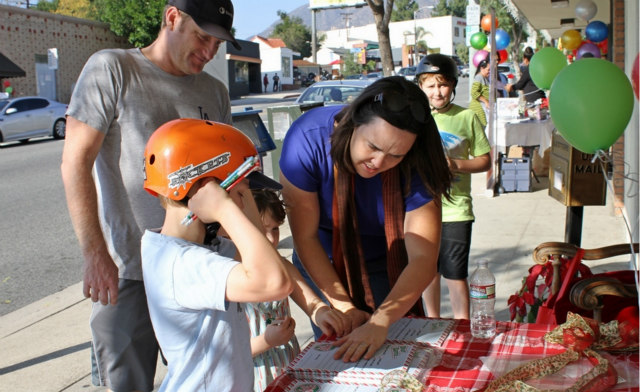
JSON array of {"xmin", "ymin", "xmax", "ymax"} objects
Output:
[
  {"xmin": 529, "ymin": 47, "xmax": 568, "ymax": 90},
  {"xmin": 549, "ymin": 58, "xmax": 635, "ymax": 154},
  {"xmin": 470, "ymin": 32, "xmax": 487, "ymax": 50}
]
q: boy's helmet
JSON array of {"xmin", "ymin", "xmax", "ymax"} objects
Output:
[
  {"xmin": 144, "ymin": 119, "xmax": 275, "ymax": 200},
  {"xmin": 416, "ymin": 54, "xmax": 459, "ymax": 87}
]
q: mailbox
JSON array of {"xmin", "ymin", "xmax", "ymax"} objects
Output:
[
  {"xmin": 548, "ymin": 133, "xmax": 607, "ymax": 206},
  {"xmin": 231, "ymin": 109, "xmax": 276, "ymax": 154},
  {"xmin": 231, "ymin": 109, "xmax": 277, "ymax": 178}
]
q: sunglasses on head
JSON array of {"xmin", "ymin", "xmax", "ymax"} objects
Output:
[{"xmin": 373, "ymin": 90, "xmax": 427, "ymax": 123}]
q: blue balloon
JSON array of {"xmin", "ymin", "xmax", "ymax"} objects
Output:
[
  {"xmin": 585, "ymin": 20, "xmax": 608, "ymax": 43},
  {"xmin": 495, "ymin": 28, "xmax": 511, "ymax": 50}
]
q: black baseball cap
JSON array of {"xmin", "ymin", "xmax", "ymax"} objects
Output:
[
  {"xmin": 168, "ymin": 0, "xmax": 241, "ymax": 50},
  {"xmin": 247, "ymin": 171, "xmax": 282, "ymax": 190}
]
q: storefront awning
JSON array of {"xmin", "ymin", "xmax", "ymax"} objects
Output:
[{"xmin": 0, "ymin": 52, "xmax": 26, "ymax": 78}]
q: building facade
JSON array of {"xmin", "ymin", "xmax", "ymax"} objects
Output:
[{"xmin": 0, "ymin": 5, "xmax": 130, "ymax": 103}]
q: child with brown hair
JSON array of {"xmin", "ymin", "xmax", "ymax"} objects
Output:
[
  {"xmin": 246, "ymin": 188, "xmax": 347, "ymax": 391},
  {"xmin": 416, "ymin": 54, "xmax": 491, "ymax": 320}
]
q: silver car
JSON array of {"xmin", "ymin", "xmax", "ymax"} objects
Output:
[
  {"xmin": 294, "ymin": 79, "xmax": 375, "ymax": 105},
  {"xmin": 0, "ymin": 96, "xmax": 67, "ymax": 144}
]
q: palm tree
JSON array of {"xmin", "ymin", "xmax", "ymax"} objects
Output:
[{"xmin": 415, "ymin": 26, "xmax": 433, "ymax": 61}]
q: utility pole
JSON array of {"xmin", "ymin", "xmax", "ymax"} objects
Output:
[{"xmin": 341, "ymin": 12, "xmax": 353, "ymax": 41}]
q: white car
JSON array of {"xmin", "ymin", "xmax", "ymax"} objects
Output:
[
  {"xmin": 397, "ymin": 66, "xmax": 417, "ymax": 82},
  {"xmin": 0, "ymin": 96, "xmax": 67, "ymax": 144},
  {"xmin": 294, "ymin": 79, "xmax": 376, "ymax": 105}
]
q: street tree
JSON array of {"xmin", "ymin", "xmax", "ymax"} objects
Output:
[
  {"xmin": 391, "ymin": 0, "xmax": 417, "ymax": 22},
  {"xmin": 54, "ymin": 0, "xmax": 97, "ymax": 19},
  {"xmin": 415, "ymin": 26, "xmax": 433, "ymax": 57},
  {"xmin": 431, "ymin": 0, "xmax": 466, "ymax": 18},
  {"xmin": 271, "ymin": 11, "xmax": 312, "ymax": 58},
  {"xmin": 365, "ymin": 0, "xmax": 395, "ymax": 76},
  {"xmin": 34, "ymin": 0, "xmax": 59, "ymax": 12},
  {"xmin": 93, "ymin": 0, "xmax": 165, "ymax": 47},
  {"xmin": 479, "ymin": 0, "xmax": 528, "ymax": 68}
]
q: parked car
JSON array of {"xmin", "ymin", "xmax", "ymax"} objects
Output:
[
  {"xmin": 362, "ymin": 72, "xmax": 382, "ymax": 80},
  {"xmin": 458, "ymin": 64, "xmax": 469, "ymax": 78},
  {"xmin": 294, "ymin": 79, "xmax": 376, "ymax": 105},
  {"xmin": 397, "ymin": 66, "xmax": 417, "ymax": 82},
  {"xmin": 0, "ymin": 96, "xmax": 67, "ymax": 144}
]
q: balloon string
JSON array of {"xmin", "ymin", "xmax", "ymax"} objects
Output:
[{"xmin": 594, "ymin": 152, "xmax": 640, "ymax": 302}]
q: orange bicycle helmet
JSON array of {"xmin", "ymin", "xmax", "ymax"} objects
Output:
[{"xmin": 144, "ymin": 119, "xmax": 262, "ymax": 200}]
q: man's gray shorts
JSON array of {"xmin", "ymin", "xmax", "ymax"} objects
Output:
[{"xmin": 90, "ymin": 279, "xmax": 159, "ymax": 392}]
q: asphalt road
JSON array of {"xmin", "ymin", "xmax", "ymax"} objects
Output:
[
  {"xmin": 0, "ymin": 76, "xmax": 469, "ymax": 317},
  {"xmin": 0, "ymin": 137, "xmax": 82, "ymax": 316}
]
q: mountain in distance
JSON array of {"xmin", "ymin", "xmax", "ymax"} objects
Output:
[{"xmin": 253, "ymin": 0, "xmax": 437, "ymax": 39}]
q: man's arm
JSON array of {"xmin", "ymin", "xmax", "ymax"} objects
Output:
[{"xmin": 61, "ymin": 116, "xmax": 119, "ymax": 305}]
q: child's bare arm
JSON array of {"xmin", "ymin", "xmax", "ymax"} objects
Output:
[
  {"xmin": 283, "ymin": 260, "xmax": 349, "ymax": 337},
  {"xmin": 250, "ymin": 317, "xmax": 296, "ymax": 357},
  {"xmin": 188, "ymin": 180, "xmax": 292, "ymax": 303},
  {"xmin": 448, "ymin": 152, "xmax": 491, "ymax": 174}
]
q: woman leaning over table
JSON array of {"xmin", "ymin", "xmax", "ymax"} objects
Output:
[{"xmin": 279, "ymin": 76, "xmax": 452, "ymax": 362}]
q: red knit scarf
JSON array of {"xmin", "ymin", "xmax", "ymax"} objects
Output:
[{"xmin": 332, "ymin": 165, "xmax": 424, "ymax": 316}]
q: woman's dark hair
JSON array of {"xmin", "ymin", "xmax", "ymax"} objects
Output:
[
  {"xmin": 475, "ymin": 58, "xmax": 490, "ymax": 75},
  {"xmin": 330, "ymin": 76, "xmax": 451, "ymax": 200},
  {"xmin": 523, "ymin": 46, "xmax": 534, "ymax": 61}
]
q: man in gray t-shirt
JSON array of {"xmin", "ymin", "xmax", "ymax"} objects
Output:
[{"xmin": 60, "ymin": 0, "xmax": 241, "ymax": 390}]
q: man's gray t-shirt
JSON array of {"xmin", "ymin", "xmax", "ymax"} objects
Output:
[{"xmin": 67, "ymin": 48, "xmax": 232, "ymax": 280}]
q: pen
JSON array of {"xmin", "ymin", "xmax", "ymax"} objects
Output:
[
  {"xmin": 182, "ymin": 156, "xmax": 259, "ymax": 226},
  {"xmin": 220, "ymin": 156, "xmax": 257, "ymax": 189}
]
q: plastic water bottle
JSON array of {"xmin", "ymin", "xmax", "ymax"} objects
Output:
[{"xmin": 469, "ymin": 259, "xmax": 496, "ymax": 339}]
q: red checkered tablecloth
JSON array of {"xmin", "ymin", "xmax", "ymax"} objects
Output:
[{"xmin": 265, "ymin": 319, "xmax": 639, "ymax": 392}]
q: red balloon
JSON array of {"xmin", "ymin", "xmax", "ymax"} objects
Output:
[
  {"xmin": 632, "ymin": 53, "xmax": 639, "ymax": 100},
  {"xmin": 596, "ymin": 38, "xmax": 608, "ymax": 55},
  {"xmin": 497, "ymin": 49, "xmax": 508, "ymax": 63},
  {"xmin": 481, "ymin": 14, "xmax": 498, "ymax": 32}
]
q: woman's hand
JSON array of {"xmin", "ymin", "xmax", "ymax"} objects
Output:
[
  {"xmin": 342, "ymin": 307, "xmax": 371, "ymax": 333},
  {"xmin": 331, "ymin": 321, "xmax": 389, "ymax": 362},
  {"xmin": 264, "ymin": 316, "xmax": 296, "ymax": 348}
]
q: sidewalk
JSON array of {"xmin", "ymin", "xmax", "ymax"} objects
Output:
[{"xmin": 0, "ymin": 171, "xmax": 631, "ymax": 391}]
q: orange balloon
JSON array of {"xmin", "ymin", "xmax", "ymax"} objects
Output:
[
  {"xmin": 481, "ymin": 15, "xmax": 498, "ymax": 32},
  {"xmin": 561, "ymin": 29, "xmax": 583, "ymax": 51}
]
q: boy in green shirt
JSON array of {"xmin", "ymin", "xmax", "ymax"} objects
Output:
[{"xmin": 416, "ymin": 54, "xmax": 491, "ymax": 319}]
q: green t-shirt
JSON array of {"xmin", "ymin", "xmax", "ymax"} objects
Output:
[{"xmin": 434, "ymin": 104, "xmax": 491, "ymax": 222}]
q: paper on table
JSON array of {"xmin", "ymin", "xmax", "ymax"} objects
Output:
[
  {"xmin": 386, "ymin": 317, "xmax": 456, "ymax": 346},
  {"xmin": 282, "ymin": 379, "xmax": 413, "ymax": 392},
  {"xmin": 288, "ymin": 342, "xmax": 417, "ymax": 385}
]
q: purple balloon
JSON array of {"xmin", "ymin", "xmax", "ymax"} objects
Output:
[
  {"xmin": 472, "ymin": 50, "xmax": 489, "ymax": 67},
  {"xmin": 576, "ymin": 42, "xmax": 601, "ymax": 59}
]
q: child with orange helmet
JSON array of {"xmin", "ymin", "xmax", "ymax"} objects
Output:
[{"xmin": 141, "ymin": 118, "xmax": 294, "ymax": 391}]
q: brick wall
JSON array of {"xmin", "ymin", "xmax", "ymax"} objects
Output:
[
  {"xmin": 0, "ymin": 5, "xmax": 131, "ymax": 103},
  {"xmin": 611, "ymin": 0, "xmax": 625, "ymax": 213}
]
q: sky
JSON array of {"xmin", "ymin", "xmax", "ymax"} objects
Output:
[{"xmin": 233, "ymin": 0, "xmax": 310, "ymax": 40}]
